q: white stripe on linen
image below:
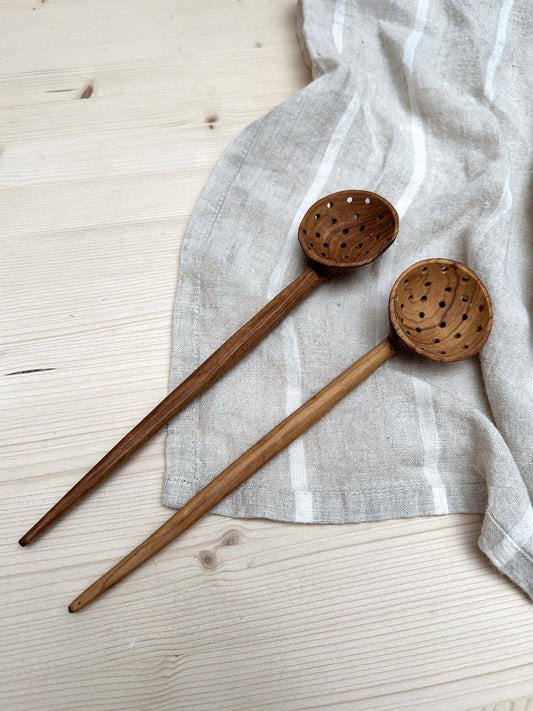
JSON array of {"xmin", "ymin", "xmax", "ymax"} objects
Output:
[
  {"xmin": 484, "ymin": 0, "xmax": 514, "ymax": 103},
  {"xmin": 394, "ymin": 0, "xmax": 429, "ymax": 221},
  {"xmin": 268, "ymin": 88, "xmax": 361, "ymax": 522},
  {"xmin": 284, "ymin": 305, "xmax": 310, "ymax": 521},
  {"xmin": 332, "ymin": 0, "xmax": 346, "ymax": 55},
  {"xmin": 412, "ymin": 378, "xmax": 448, "ymax": 514},
  {"xmin": 267, "ymin": 19, "xmax": 357, "ymax": 523},
  {"xmin": 393, "ymin": 0, "xmax": 447, "ymax": 512}
]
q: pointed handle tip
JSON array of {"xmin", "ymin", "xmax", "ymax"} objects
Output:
[
  {"xmin": 68, "ymin": 598, "xmax": 83, "ymax": 613},
  {"xmin": 18, "ymin": 520, "xmax": 44, "ymax": 547}
]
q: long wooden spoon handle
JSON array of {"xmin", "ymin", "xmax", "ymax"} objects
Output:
[
  {"xmin": 69, "ymin": 336, "xmax": 397, "ymax": 612},
  {"xmin": 19, "ymin": 265, "xmax": 327, "ymax": 547}
]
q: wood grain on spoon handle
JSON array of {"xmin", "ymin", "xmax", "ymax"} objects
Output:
[
  {"xmin": 19, "ymin": 265, "xmax": 327, "ymax": 547},
  {"xmin": 69, "ymin": 336, "xmax": 397, "ymax": 612}
]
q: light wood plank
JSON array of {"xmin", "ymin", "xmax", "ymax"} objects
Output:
[{"xmin": 2, "ymin": 1, "xmax": 533, "ymax": 710}]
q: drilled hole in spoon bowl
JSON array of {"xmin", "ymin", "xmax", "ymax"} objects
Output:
[
  {"xmin": 389, "ymin": 259, "xmax": 492, "ymax": 362},
  {"xmin": 298, "ymin": 190, "xmax": 399, "ymax": 268}
]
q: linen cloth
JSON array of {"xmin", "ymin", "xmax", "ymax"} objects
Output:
[{"xmin": 164, "ymin": 0, "xmax": 533, "ymax": 600}]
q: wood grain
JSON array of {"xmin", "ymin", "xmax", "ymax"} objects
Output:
[{"xmin": 2, "ymin": 1, "xmax": 533, "ymax": 710}]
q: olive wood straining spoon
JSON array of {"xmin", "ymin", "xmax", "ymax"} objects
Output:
[
  {"xmin": 69, "ymin": 258, "xmax": 492, "ymax": 612},
  {"xmin": 19, "ymin": 190, "xmax": 399, "ymax": 547}
]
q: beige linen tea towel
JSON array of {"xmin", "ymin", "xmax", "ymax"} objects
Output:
[{"xmin": 164, "ymin": 0, "xmax": 533, "ymax": 600}]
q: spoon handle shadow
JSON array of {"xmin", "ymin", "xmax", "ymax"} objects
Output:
[
  {"xmin": 69, "ymin": 336, "xmax": 398, "ymax": 612},
  {"xmin": 19, "ymin": 265, "xmax": 327, "ymax": 547}
]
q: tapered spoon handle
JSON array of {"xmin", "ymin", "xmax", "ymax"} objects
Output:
[
  {"xmin": 69, "ymin": 336, "xmax": 397, "ymax": 612},
  {"xmin": 19, "ymin": 265, "xmax": 327, "ymax": 547}
]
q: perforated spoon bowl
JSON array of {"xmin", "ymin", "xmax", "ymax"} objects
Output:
[
  {"xmin": 388, "ymin": 258, "xmax": 492, "ymax": 360},
  {"xmin": 68, "ymin": 258, "xmax": 491, "ymax": 612},
  {"xmin": 20, "ymin": 190, "xmax": 399, "ymax": 547},
  {"xmin": 298, "ymin": 189, "xmax": 398, "ymax": 268}
]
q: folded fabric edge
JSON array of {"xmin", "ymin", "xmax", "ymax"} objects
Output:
[
  {"xmin": 162, "ymin": 475, "xmax": 487, "ymax": 522},
  {"xmin": 164, "ymin": 476, "xmax": 533, "ymax": 602},
  {"xmin": 479, "ymin": 510, "xmax": 533, "ymax": 602}
]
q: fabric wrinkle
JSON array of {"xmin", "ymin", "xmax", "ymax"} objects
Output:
[{"xmin": 164, "ymin": 0, "xmax": 533, "ymax": 601}]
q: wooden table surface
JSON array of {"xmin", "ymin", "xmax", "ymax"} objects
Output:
[{"xmin": 2, "ymin": 1, "xmax": 533, "ymax": 709}]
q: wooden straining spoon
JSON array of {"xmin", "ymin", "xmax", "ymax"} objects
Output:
[
  {"xmin": 69, "ymin": 258, "xmax": 492, "ymax": 611},
  {"xmin": 19, "ymin": 190, "xmax": 399, "ymax": 547}
]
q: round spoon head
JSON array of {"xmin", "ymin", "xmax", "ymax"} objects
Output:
[
  {"xmin": 298, "ymin": 190, "xmax": 399, "ymax": 268},
  {"xmin": 389, "ymin": 258, "xmax": 493, "ymax": 362}
]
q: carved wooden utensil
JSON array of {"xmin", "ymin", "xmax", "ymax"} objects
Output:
[
  {"xmin": 68, "ymin": 258, "xmax": 492, "ymax": 611},
  {"xmin": 19, "ymin": 190, "xmax": 399, "ymax": 546}
]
